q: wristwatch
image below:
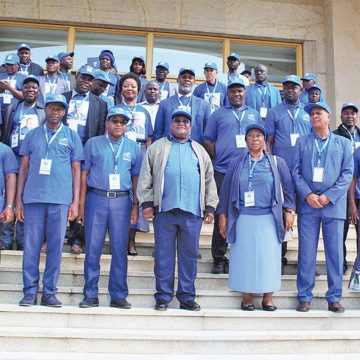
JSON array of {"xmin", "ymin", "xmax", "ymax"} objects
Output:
[
  {"xmin": 6, "ymin": 205, "xmax": 14, "ymax": 210},
  {"xmin": 285, "ymin": 209, "xmax": 296, "ymax": 215}
]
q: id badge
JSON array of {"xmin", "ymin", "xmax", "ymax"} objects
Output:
[
  {"xmin": 355, "ymin": 142, "xmax": 360, "ymax": 150},
  {"xmin": 126, "ymin": 131, "xmax": 137, "ymax": 143},
  {"xmin": 45, "ymin": 82, "xmax": 55, "ymax": 95},
  {"xmin": 260, "ymin": 107, "xmax": 268, "ymax": 118},
  {"xmin": 313, "ymin": 167, "xmax": 324, "ymax": 182},
  {"xmin": 68, "ymin": 120, "xmax": 78, "ymax": 132},
  {"xmin": 109, "ymin": 173, "xmax": 120, "ymax": 190},
  {"xmin": 244, "ymin": 191, "xmax": 255, "ymax": 207},
  {"xmin": 236, "ymin": 134, "xmax": 246, "ymax": 148},
  {"xmin": 39, "ymin": 158, "xmax": 52, "ymax": 175},
  {"xmin": 11, "ymin": 134, "xmax": 18, "ymax": 148},
  {"xmin": 290, "ymin": 133, "xmax": 300, "ymax": 147},
  {"xmin": 3, "ymin": 93, "xmax": 12, "ymax": 104},
  {"xmin": 160, "ymin": 90, "xmax": 169, "ymax": 100}
]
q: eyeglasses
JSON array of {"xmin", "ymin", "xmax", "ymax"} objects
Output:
[
  {"xmin": 110, "ymin": 119, "xmax": 128, "ymax": 126},
  {"xmin": 173, "ymin": 118, "xmax": 191, "ymax": 124}
]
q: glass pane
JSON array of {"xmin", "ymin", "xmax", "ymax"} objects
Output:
[
  {"xmin": 231, "ymin": 42, "xmax": 297, "ymax": 83},
  {"xmin": 74, "ymin": 31, "xmax": 146, "ymax": 73},
  {"xmin": 0, "ymin": 26, "xmax": 68, "ymax": 67},
  {"xmin": 153, "ymin": 36, "xmax": 223, "ymax": 79}
]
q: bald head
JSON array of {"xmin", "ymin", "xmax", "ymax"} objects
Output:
[
  {"xmin": 144, "ymin": 80, "xmax": 160, "ymax": 104},
  {"xmin": 255, "ymin": 64, "xmax": 268, "ymax": 84}
]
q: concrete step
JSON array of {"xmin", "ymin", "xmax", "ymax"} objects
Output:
[
  {"xmin": 1, "ymin": 305, "xmax": 360, "ymax": 332},
  {"xmin": 0, "ymin": 267, "xmax": 356, "ymax": 292},
  {"xmin": 0, "ymin": 326, "xmax": 360, "ymax": 354},
  {"xmin": 1, "ymin": 284, "xmax": 360, "ymax": 309}
]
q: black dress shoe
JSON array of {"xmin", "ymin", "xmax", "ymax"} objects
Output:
[
  {"xmin": 154, "ymin": 299, "xmax": 169, "ymax": 311},
  {"xmin": 241, "ymin": 302, "xmax": 255, "ymax": 311},
  {"xmin": 179, "ymin": 300, "xmax": 201, "ymax": 311},
  {"xmin": 262, "ymin": 303, "xmax": 277, "ymax": 311},
  {"xmin": 328, "ymin": 302, "xmax": 345, "ymax": 313},
  {"xmin": 79, "ymin": 298, "xmax": 99, "ymax": 308},
  {"xmin": 110, "ymin": 298, "xmax": 131, "ymax": 309},
  {"xmin": 296, "ymin": 302, "xmax": 310, "ymax": 312},
  {"xmin": 211, "ymin": 263, "xmax": 224, "ymax": 274}
]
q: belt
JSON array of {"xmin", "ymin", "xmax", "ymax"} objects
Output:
[
  {"xmin": 88, "ymin": 187, "xmax": 130, "ymax": 198},
  {"xmin": 314, "ymin": 192, "xmax": 322, "ymax": 195}
]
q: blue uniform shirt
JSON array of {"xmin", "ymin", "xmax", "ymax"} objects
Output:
[
  {"xmin": 245, "ymin": 82, "xmax": 282, "ymax": 114},
  {"xmin": 353, "ymin": 147, "xmax": 360, "ymax": 199},
  {"xmin": 239, "ymin": 154, "xmax": 274, "ymax": 215},
  {"xmin": 311, "ymin": 133, "xmax": 330, "ymax": 193},
  {"xmin": 0, "ymin": 143, "xmax": 19, "ymax": 211},
  {"xmin": 161, "ymin": 137, "xmax": 201, "ymax": 216},
  {"xmin": 300, "ymin": 89, "xmax": 325, "ymax": 105},
  {"xmin": 204, "ymin": 105, "xmax": 263, "ymax": 173},
  {"xmin": 19, "ymin": 124, "xmax": 84, "ymax": 205},
  {"xmin": 265, "ymin": 101, "xmax": 312, "ymax": 169},
  {"xmin": 83, "ymin": 135, "xmax": 142, "ymax": 191},
  {"xmin": 0, "ymin": 72, "xmax": 26, "ymax": 109},
  {"xmin": 193, "ymin": 81, "xmax": 227, "ymax": 109}
]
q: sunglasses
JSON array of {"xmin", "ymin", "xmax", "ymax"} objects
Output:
[
  {"xmin": 173, "ymin": 118, "xmax": 190, "ymax": 124},
  {"xmin": 109, "ymin": 119, "xmax": 128, "ymax": 126}
]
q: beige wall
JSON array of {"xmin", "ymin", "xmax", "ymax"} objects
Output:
[{"xmin": 2, "ymin": 0, "xmax": 360, "ymax": 123}]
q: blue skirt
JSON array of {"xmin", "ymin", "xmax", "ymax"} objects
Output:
[{"xmin": 228, "ymin": 213, "xmax": 281, "ymax": 293}]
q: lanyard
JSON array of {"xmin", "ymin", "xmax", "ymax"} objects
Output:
[
  {"xmin": 46, "ymin": 75, "xmax": 58, "ymax": 84},
  {"xmin": 178, "ymin": 95, "xmax": 192, "ymax": 108},
  {"xmin": 205, "ymin": 81, "xmax": 218, "ymax": 94},
  {"xmin": 19, "ymin": 102, "xmax": 36, "ymax": 120},
  {"xmin": 43, "ymin": 123, "xmax": 63, "ymax": 158},
  {"xmin": 73, "ymin": 93, "xmax": 89, "ymax": 113},
  {"xmin": 6, "ymin": 75, "xmax": 15, "ymax": 81},
  {"xmin": 59, "ymin": 70, "xmax": 70, "ymax": 80},
  {"xmin": 106, "ymin": 134, "xmax": 124, "ymax": 174},
  {"xmin": 122, "ymin": 103, "xmax": 137, "ymax": 120},
  {"xmin": 20, "ymin": 64, "xmax": 29, "ymax": 72},
  {"xmin": 248, "ymin": 153, "xmax": 263, "ymax": 191},
  {"xmin": 314, "ymin": 137, "xmax": 330, "ymax": 167},
  {"xmin": 341, "ymin": 125, "xmax": 358, "ymax": 150},
  {"xmin": 287, "ymin": 108, "xmax": 300, "ymax": 133},
  {"xmin": 257, "ymin": 84, "xmax": 268, "ymax": 105},
  {"xmin": 232, "ymin": 110, "xmax": 245, "ymax": 134}
]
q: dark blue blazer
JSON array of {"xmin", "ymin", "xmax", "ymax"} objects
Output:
[
  {"xmin": 153, "ymin": 94, "xmax": 211, "ymax": 143},
  {"xmin": 291, "ymin": 132, "xmax": 353, "ymax": 219},
  {"xmin": 217, "ymin": 151, "xmax": 295, "ymax": 244}
]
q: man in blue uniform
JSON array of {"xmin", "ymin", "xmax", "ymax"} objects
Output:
[
  {"xmin": 90, "ymin": 69, "xmax": 115, "ymax": 110},
  {"xmin": 245, "ymin": 64, "xmax": 282, "ymax": 119},
  {"xmin": 154, "ymin": 67, "xmax": 211, "ymax": 144},
  {"xmin": 155, "ymin": 62, "xmax": 171, "ymax": 100},
  {"xmin": 138, "ymin": 109, "xmax": 218, "ymax": 311},
  {"xmin": 333, "ymin": 103, "xmax": 360, "ymax": 273},
  {"xmin": 62, "ymin": 65, "xmax": 108, "ymax": 254},
  {"xmin": 292, "ymin": 102, "xmax": 353, "ymax": 313},
  {"xmin": 203, "ymin": 78, "xmax": 262, "ymax": 274},
  {"xmin": 266, "ymin": 74, "xmax": 312, "ymax": 270},
  {"xmin": 78, "ymin": 107, "xmax": 141, "ymax": 309},
  {"xmin": 0, "ymin": 54, "xmax": 26, "ymax": 110},
  {"xmin": 218, "ymin": 53, "xmax": 249, "ymax": 87},
  {"xmin": 17, "ymin": 43, "xmax": 43, "ymax": 76},
  {"xmin": 17, "ymin": 93, "xmax": 83, "ymax": 307},
  {"xmin": 58, "ymin": 51, "xmax": 75, "ymax": 90},
  {"xmin": 38, "ymin": 55, "xmax": 69, "ymax": 102},
  {"xmin": 193, "ymin": 62, "xmax": 227, "ymax": 112},
  {"xmin": 0, "ymin": 76, "xmax": 45, "ymax": 251}
]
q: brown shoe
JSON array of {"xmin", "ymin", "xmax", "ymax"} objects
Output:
[
  {"xmin": 296, "ymin": 302, "xmax": 310, "ymax": 312},
  {"xmin": 71, "ymin": 244, "xmax": 82, "ymax": 255},
  {"xmin": 328, "ymin": 302, "xmax": 345, "ymax": 313}
]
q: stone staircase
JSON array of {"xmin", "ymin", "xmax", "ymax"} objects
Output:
[{"xmin": 0, "ymin": 220, "xmax": 359, "ymax": 359}]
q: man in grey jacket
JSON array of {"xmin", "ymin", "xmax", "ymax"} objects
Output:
[{"xmin": 137, "ymin": 109, "xmax": 218, "ymax": 312}]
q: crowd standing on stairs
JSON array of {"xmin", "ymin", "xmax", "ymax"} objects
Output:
[{"xmin": 0, "ymin": 44, "xmax": 359, "ymax": 313}]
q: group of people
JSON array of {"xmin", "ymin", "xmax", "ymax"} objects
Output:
[{"xmin": 0, "ymin": 43, "xmax": 358, "ymax": 314}]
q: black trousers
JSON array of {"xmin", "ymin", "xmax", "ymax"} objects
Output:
[
  {"xmin": 211, "ymin": 171, "xmax": 228, "ymax": 265},
  {"xmin": 68, "ymin": 220, "xmax": 85, "ymax": 246}
]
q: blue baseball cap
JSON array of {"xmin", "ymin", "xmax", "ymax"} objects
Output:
[
  {"xmin": 179, "ymin": 67, "xmax": 195, "ymax": 77},
  {"xmin": 17, "ymin": 43, "xmax": 31, "ymax": 51},
  {"xmin": 156, "ymin": 62, "xmax": 169, "ymax": 71},
  {"xmin": 132, "ymin": 56, "xmax": 145, "ymax": 63},
  {"xmin": 308, "ymin": 85, "xmax": 322, "ymax": 93},
  {"xmin": 282, "ymin": 74, "xmax": 302, "ymax": 87},
  {"xmin": 301, "ymin": 72, "xmax": 316, "ymax": 81},
  {"xmin": 23, "ymin": 75, "xmax": 39, "ymax": 86},
  {"xmin": 204, "ymin": 62, "xmax": 217, "ymax": 70},
  {"xmin": 4, "ymin": 53, "xmax": 20, "ymax": 65},
  {"xmin": 45, "ymin": 93, "xmax": 68, "ymax": 109},
  {"xmin": 227, "ymin": 53, "xmax": 241, "ymax": 61},
  {"xmin": 46, "ymin": 54, "xmax": 60, "ymax": 63},
  {"xmin": 304, "ymin": 101, "xmax": 331, "ymax": 115},
  {"xmin": 171, "ymin": 109, "xmax": 192, "ymax": 122},
  {"xmin": 245, "ymin": 123, "xmax": 266, "ymax": 137},
  {"xmin": 94, "ymin": 69, "xmax": 115, "ymax": 85},
  {"xmin": 342, "ymin": 102, "xmax": 359, "ymax": 113},
  {"xmin": 57, "ymin": 51, "xmax": 74, "ymax": 60},
  {"xmin": 77, "ymin": 65, "xmax": 95, "ymax": 78},
  {"xmin": 227, "ymin": 78, "xmax": 245, "ymax": 88},
  {"xmin": 106, "ymin": 107, "xmax": 131, "ymax": 122}
]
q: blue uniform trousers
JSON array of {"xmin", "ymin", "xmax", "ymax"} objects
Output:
[
  {"xmin": 22, "ymin": 203, "xmax": 69, "ymax": 295},
  {"xmin": 297, "ymin": 209, "xmax": 344, "ymax": 303},
  {"xmin": 153, "ymin": 208, "xmax": 202, "ymax": 303},
  {"xmin": 84, "ymin": 192, "xmax": 131, "ymax": 300}
]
